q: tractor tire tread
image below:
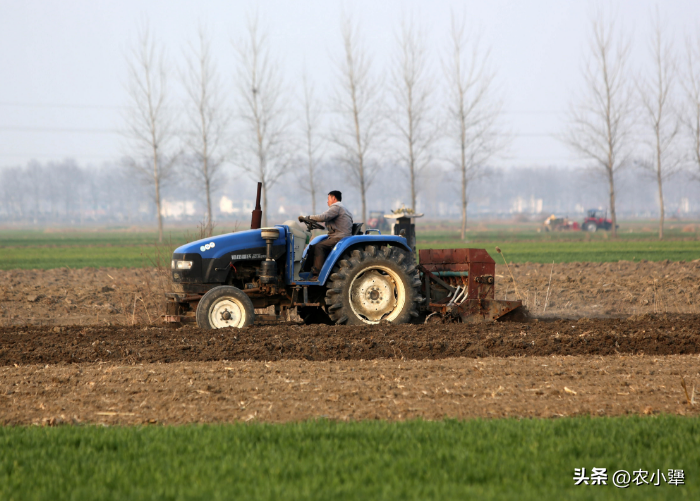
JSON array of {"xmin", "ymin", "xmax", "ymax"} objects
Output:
[{"xmin": 326, "ymin": 244, "xmax": 420, "ymax": 325}]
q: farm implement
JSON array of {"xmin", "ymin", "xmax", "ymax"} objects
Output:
[{"xmin": 164, "ymin": 183, "xmax": 523, "ymax": 329}]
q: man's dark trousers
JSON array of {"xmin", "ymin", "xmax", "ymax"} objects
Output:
[{"xmin": 312, "ymin": 236, "xmax": 343, "ymax": 274}]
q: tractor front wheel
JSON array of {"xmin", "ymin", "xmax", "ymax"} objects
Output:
[
  {"xmin": 325, "ymin": 245, "xmax": 422, "ymax": 325},
  {"xmin": 196, "ymin": 286, "xmax": 255, "ymax": 329}
]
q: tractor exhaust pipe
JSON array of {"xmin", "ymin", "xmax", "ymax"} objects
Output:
[{"xmin": 250, "ymin": 182, "xmax": 262, "ymax": 229}]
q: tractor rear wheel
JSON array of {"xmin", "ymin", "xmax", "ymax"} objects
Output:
[
  {"xmin": 325, "ymin": 245, "xmax": 422, "ymax": 325},
  {"xmin": 196, "ymin": 286, "xmax": 255, "ymax": 329},
  {"xmin": 584, "ymin": 222, "xmax": 597, "ymax": 232}
]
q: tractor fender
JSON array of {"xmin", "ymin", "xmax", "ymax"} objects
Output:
[{"xmin": 305, "ymin": 235, "xmax": 411, "ymax": 285}]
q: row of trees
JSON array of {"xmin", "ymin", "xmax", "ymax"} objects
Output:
[
  {"xmin": 123, "ymin": 11, "xmax": 700, "ymax": 242},
  {"xmin": 0, "ymin": 160, "xmax": 148, "ymax": 222},
  {"xmin": 567, "ymin": 11, "xmax": 700, "ymax": 239},
  {"xmin": 3, "ymin": 159, "xmax": 695, "ymax": 223},
  {"xmin": 123, "ymin": 14, "xmax": 505, "ymax": 241}
]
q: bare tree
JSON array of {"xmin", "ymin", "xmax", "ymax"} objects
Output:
[
  {"xmin": 682, "ymin": 32, "xmax": 700, "ymax": 181},
  {"xmin": 445, "ymin": 15, "xmax": 504, "ymax": 240},
  {"xmin": 233, "ymin": 16, "xmax": 290, "ymax": 227},
  {"xmin": 638, "ymin": 12, "xmax": 681, "ymax": 240},
  {"xmin": 182, "ymin": 27, "xmax": 229, "ymax": 233},
  {"xmin": 296, "ymin": 71, "xmax": 324, "ymax": 214},
  {"xmin": 124, "ymin": 25, "xmax": 178, "ymax": 242},
  {"xmin": 390, "ymin": 18, "xmax": 438, "ymax": 210},
  {"xmin": 331, "ymin": 16, "xmax": 383, "ymax": 224},
  {"xmin": 25, "ymin": 160, "xmax": 44, "ymax": 217},
  {"xmin": 0, "ymin": 167, "xmax": 26, "ymax": 218},
  {"xmin": 565, "ymin": 14, "xmax": 635, "ymax": 238}
]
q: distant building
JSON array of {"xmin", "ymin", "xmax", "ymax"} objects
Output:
[{"xmin": 160, "ymin": 199, "xmax": 196, "ymax": 219}]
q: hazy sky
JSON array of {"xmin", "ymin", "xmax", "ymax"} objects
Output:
[{"xmin": 1, "ymin": 0, "xmax": 699, "ymax": 168}]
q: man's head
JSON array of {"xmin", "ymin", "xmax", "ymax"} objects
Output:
[{"xmin": 327, "ymin": 190, "xmax": 342, "ymax": 206}]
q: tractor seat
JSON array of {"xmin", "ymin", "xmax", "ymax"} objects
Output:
[{"xmin": 351, "ymin": 222, "xmax": 364, "ymax": 235}]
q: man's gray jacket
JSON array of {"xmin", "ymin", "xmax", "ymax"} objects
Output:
[{"xmin": 309, "ymin": 202, "xmax": 354, "ymax": 238}]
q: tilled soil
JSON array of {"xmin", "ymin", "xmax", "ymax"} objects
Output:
[
  {"xmin": 1, "ymin": 260, "xmax": 699, "ymax": 327},
  {"xmin": 0, "ymin": 267, "xmax": 167, "ymax": 327},
  {"xmin": 1, "ymin": 315, "xmax": 698, "ymax": 366},
  {"xmin": 2, "ymin": 355, "xmax": 699, "ymax": 425},
  {"xmin": 1, "ymin": 261, "xmax": 699, "ymax": 425}
]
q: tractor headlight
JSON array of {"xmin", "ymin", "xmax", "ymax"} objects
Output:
[{"xmin": 172, "ymin": 260, "xmax": 193, "ymax": 270}]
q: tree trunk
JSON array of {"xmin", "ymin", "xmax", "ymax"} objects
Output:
[
  {"xmin": 461, "ymin": 170, "xmax": 468, "ymax": 241},
  {"xmin": 155, "ymin": 183, "xmax": 163, "ymax": 243},
  {"xmin": 657, "ymin": 166, "xmax": 664, "ymax": 240},
  {"xmin": 408, "ymin": 106, "xmax": 417, "ymax": 210},
  {"xmin": 409, "ymin": 149, "xmax": 416, "ymax": 210},
  {"xmin": 153, "ymin": 153, "xmax": 163, "ymax": 243},
  {"xmin": 203, "ymin": 136, "xmax": 212, "ymax": 233},
  {"xmin": 359, "ymin": 170, "xmax": 367, "ymax": 224},
  {"xmin": 205, "ymin": 174, "xmax": 212, "ymax": 234},
  {"xmin": 607, "ymin": 168, "xmax": 617, "ymax": 238},
  {"xmin": 308, "ymin": 155, "xmax": 316, "ymax": 214},
  {"xmin": 261, "ymin": 180, "xmax": 268, "ymax": 227}
]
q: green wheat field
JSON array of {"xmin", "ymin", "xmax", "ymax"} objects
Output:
[
  {"xmin": 1, "ymin": 221, "xmax": 699, "ymax": 269},
  {"xmin": 1, "ymin": 417, "xmax": 697, "ymax": 501}
]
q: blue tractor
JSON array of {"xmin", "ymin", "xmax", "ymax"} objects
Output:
[
  {"xmin": 165, "ymin": 185, "xmax": 523, "ymax": 329},
  {"xmin": 166, "ymin": 220, "xmax": 421, "ymax": 328},
  {"xmin": 165, "ymin": 187, "xmax": 422, "ymax": 328}
]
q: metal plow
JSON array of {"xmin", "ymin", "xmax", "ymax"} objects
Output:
[{"xmin": 419, "ymin": 248, "xmax": 524, "ymax": 323}]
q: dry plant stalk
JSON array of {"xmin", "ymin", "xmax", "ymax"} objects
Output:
[
  {"xmin": 543, "ymin": 261, "xmax": 554, "ymax": 313},
  {"xmin": 132, "ymin": 294, "xmax": 138, "ymax": 326},
  {"xmin": 138, "ymin": 297, "xmax": 152, "ymax": 324},
  {"xmin": 496, "ymin": 247, "xmax": 521, "ymax": 299},
  {"xmin": 118, "ymin": 296, "xmax": 130, "ymax": 326},
  {"xmin": 680, "ymin": 377, "xmax": 695, "ymax": 406}
]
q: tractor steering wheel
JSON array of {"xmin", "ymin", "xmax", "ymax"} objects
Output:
[{"xmin": 298, "ymin": 216, "xmax": 325, "ymax": 231}]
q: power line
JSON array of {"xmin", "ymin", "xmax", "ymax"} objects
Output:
[
  {"xmin": 0, "ymin": 102, "xmax": 126, "ymax": 110},
  {"xmin": 0, "ymin": 153, "xmax": 118, "ymax": 159},
  {"xmin": 502, "ymin": 110, "xmax": 565, "ymax": 115},
  {"xmin": 0, "ymin": 126, "xmax": 122, "ymax": 134},
  {"xmin": 0, "ymin": 125, "xmax": 559, "ymax": 137},
  {"xmin": 0, "ymin": 101, "xmax": 568, "ymax": 115}
]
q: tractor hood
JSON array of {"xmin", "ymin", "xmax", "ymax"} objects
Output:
[
  {"xmin": 173, "ymin": 226, "xmax": 287, "ymax": 260},
  {"xmin": 171, "ymin": 226, "xmax": 288, "ymax": 284}
]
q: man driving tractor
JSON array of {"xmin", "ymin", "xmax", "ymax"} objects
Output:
[{"xmin": 299, "ymin": 190, "xmax": 354, "ymax": 280}]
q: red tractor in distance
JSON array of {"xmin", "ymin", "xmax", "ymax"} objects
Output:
[
  {"xmin": 366, "ymin": 210, "xmax": 390, "ymax": 232},
  {"xmin": 582, "ymin": 209, "xmax": 615, "ymax": 232}
]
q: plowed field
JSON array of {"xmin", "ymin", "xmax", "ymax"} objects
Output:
[
  {"xmin": 1, "ymin": 315, "xmax": 699, "ymax": 365},
  {"xmin": 1, "ymin": 260, "xmax": 699, "ymax": 426},
  {"xmin": 2, "ymin": 354, "xmax": 699, "ymax": 426},
  {"xmin": 1, "ymin": 315, "xmax": 699, "ymax": 425},
  {"xmin": 1, "ymin": 260, "xmax": 699, "ymax": 327}
]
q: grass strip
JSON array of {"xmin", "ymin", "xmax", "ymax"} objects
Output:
[
  {"xmin": 2, "ymin": 240, "xmax": 699, "ymax": 270},
  {"xmin": 418, "ymin": 229, "xmax": 700, "ymax": 243},
  {"xmin": 2, "ymin": 228, "xmax": 699, "ymax": 269},
  {"xmin": 0, "ymin": 245, "xmax": 169, "ymax": 270},
  {"xmin": 0, "ymin": 416, "xmax": 697, "ymax": 500},
  {"xmin": 418, "ymin": 240, "xmax": 700, "ymax": 264}
]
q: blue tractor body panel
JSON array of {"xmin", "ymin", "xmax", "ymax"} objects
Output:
[
  {"xmin": 173, "ymin": 227, "xmax": 288, "ymax": 260},
  {"xmin": 294, "ymin": 234, "xmax": 411, "ymax": 286},
  {"xmin": 172, "ymin": 226, "xmax": 409, "ymax": 287}
]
